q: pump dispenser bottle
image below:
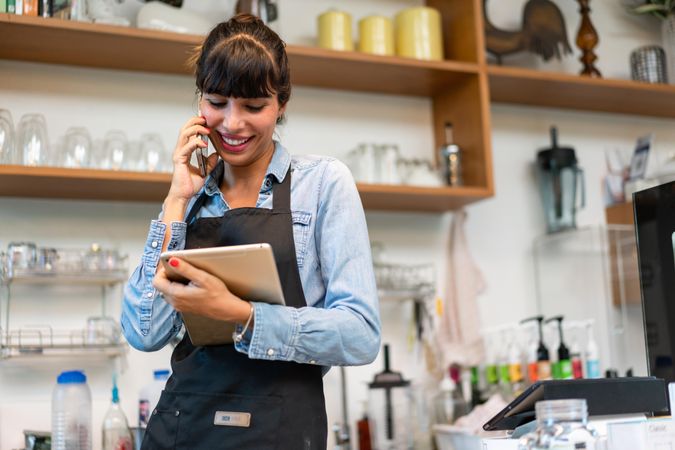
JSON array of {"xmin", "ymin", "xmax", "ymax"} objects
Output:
[
  {"xmin": 521, "ymin": 316, "xmax": 551, "ymax": 380},
  {"xmin": 546, "ymin": 316, "xmax": 572, "ymax": 379}
]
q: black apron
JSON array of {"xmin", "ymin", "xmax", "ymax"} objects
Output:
[{"xmin": 141, "ymin": 168, "xmax": 328, "ymax": 450}]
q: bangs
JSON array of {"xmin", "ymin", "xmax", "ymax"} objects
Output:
[{"xmin": 198, "ymin": 37, "xmax": 278, "ymax": 99}]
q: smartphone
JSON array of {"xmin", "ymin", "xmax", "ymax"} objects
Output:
[
  {"xmin": 197, "ymin": 109, "xmax": 209, "ymax": 177},
  {"xmin": 197, "ymin": 134, "xmax": 208, "ymax": 177}
]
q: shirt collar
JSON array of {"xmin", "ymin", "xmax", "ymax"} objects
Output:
[{"xmin": 202, "ymin": 141, "xmax": 290, "ymax": 196}]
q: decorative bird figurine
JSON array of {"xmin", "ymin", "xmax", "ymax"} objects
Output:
[{"xmin": 484, "ymin": 0, "xmax": 573, "ymax": 64}]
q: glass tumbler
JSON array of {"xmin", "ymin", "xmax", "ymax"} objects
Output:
[
  {"xmin": 61, "ymin": 127, "xmax": 93, "ymax": 168},
  {"xmin": 16, "ymin": 113, "xmax": 50, "ymax": 166},
  {"xmin": 102, "ymin": 130, "xmax": 129, "ymax": 170},
  {"xmin": 139, "ymin": 133, "xmax": 166, "ymax": 173},
  {"xmin": 0, "ymin": 109, "xmax": 16, "ymax": 164}
]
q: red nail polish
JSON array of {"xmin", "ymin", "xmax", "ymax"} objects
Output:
[{"xmin": 169, "ymin": 258, "xmax": 179, "ymax": 267}]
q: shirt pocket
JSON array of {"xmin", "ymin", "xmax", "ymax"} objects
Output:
[{"xmin": 291, "ymin": 210, "xmax": 311, "ymax": 268}]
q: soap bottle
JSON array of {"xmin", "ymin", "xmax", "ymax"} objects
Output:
[
  {"xmin": 521, "ymin": 316, "xmax": 551, "ymax": 381},
  {"xmin": 102, "ymin": 375, "xmax": 134, "ymax": 450},
  {"xmin": 584, "ymin": 320, "xmax": 601, "ymax": 378}
]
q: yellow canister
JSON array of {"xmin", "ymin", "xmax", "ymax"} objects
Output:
[
  {"xmin": 317, "ymin": 10, "xmax": 354, "ymax": 52},
  {"xmin": 358, "ymin": 15, "xmax": 394, "ymax": 56},
  {"xmin": 394, "ymin": 6, "xmax": 444, "ymax": 61}
]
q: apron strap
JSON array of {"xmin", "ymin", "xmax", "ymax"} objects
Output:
[
  {"xmin": 185, "ymin": 166, "xmax": 292, "ymax": 224},
  {"xmin": 272, "ymin": 167, "xmax": 291, "ymax": 211}
]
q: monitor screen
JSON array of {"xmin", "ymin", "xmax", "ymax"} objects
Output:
[{"xmin": 634, "ymin": 180, "xmax": 675, "ymax": 383}]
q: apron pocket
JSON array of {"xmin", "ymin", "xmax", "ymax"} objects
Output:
[
  {"xmin": 141, "ymin": 393, "xmax": 181, "ymax": 450},
  {"xmin": 173, "ymin": 391, "xmax": 283, "ymax": 450}
]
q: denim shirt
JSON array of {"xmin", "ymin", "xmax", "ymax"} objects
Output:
[{"xmin": 121, "ymin": 142, "xmax": 381, "ymax": 368}]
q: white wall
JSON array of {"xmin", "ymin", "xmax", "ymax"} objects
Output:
[{"xmin": 1, "ymin": 0, "xmax": 673, "ymax": 448}]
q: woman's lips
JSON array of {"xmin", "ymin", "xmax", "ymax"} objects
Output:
[{"xmin": 219, "ymin": 134, "xmax": 253, "ymax": 153}]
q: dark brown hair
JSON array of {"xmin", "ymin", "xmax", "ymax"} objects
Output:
[{"xmin": 192, "ymin": 14, "xmax": 291, "ymax": 123}]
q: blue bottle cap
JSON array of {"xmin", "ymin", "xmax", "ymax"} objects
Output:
[
  {"xmin": 57, "ymin": 370, "xmax": 86, "ymax": 384},
  {"xmin": 153, "ymin": 369, "xmax": 170, "ymax": 379}
]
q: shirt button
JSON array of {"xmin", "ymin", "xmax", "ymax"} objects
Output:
[
  {"xmin": 151, "ymin": 241, "xmax": 158, "ymax": 248},
  {"xmin": 147, "ymin": 292, "xmax": 153, "ymax": 298},
  {"xmin": 267, "ymin": 348, "xmax": 275, "ymax": 356}
]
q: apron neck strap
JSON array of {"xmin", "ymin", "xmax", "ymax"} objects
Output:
[{"xmin": 184, "ymin": 166, "xmax": 292, "ymax": 224}]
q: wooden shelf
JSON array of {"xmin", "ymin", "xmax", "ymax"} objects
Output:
[
  {"xmin": 0, "ymin": 14, "xmax": 479, "ymax": 97},
  {"xmin": 0, "ymin": 165, "xmax": 491, "ymax": 211},
  {"xmin": 488, "ymin": 65, "xmax": 675, "ymax": 118},
  {"xmin": 605, "ymin": 202, "xmax": 634, "ymax": 226},
  {"xmin": 0, "ymin": 165, "xmax": 171, "ymax": 202},
  {"xmin": 487, "ymin": 66, "xmax": 675, "ymax": 118}
]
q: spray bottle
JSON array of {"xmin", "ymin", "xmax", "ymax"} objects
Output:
[
  {"xmin": 546, "ymin": 316, "xmax": 572, "ymax": 379},
  {"xmin": 520, "ymin": 316, "xmax": 551, "ymax": 380},
  {"xmin": 584, "ymin": 320, "xmax": 601, "ymax": 378},
  {"xmin": 102, "ymin": 375, "xmax": 133, "ymax": 450}
]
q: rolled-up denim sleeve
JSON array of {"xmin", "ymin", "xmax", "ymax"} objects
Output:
[
  {"xmin": 234, "ymin": 160, "xmax": 381, "ymax": 366},
  {"xmin": 121, "ymin": 219, "xmax": 187, "ymax": 352}
]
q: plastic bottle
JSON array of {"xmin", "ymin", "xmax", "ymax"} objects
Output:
[
  {"xmin": 518, "ymin": 399, "xmax": 599, "ymax": 450},
  {"xmin": 521, "ymin": 316, "xmax": 551, "ymax": 381},
  {"xmin": 102, "ymin": 375, "xmax": 134, "ymax": 450},
  {"xmin": 357, "ymin": 400, "xmax": 372, "ymax": 450},
  {"xmin": 546, "ymin": 316, "xmax": 573, "ymax": 380},
  {"xmin": 585, "ymin": 321, "xmax": 601, "ymax": 379},
  {"xmin": 139, "ymin": 369, "xmax": 170, "ymax": 428},
  {"xmin": 52, "ymin": 370, "xmax": 92, "ymax": 450},
  {"xmin": 433, "ymin": 370, "xmax": 468, "ymax": 424},
  {"xmin": 569, "ymin": 323, "xmax": 584, "ymax": 379}
]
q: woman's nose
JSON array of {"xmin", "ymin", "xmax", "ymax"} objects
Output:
[{"xmin": 223, "ymin": 105, "xmax": 245, "ymax": 132}]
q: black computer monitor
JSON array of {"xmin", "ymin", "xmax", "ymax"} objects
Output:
[{"xmin": 634, "ymin": 180, "xmax": 675, "ymax": 383}]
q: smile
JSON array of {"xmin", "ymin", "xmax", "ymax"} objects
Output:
[{"xmin": 222, "ymin": 136, "xmax": 252, "ymax": 146}]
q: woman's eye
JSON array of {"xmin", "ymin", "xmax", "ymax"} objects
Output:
[
  {"xmin": 246, "ymin": 105, "xmax": 264, "ymax": 112},
  {"xmin": 208, "ymin": 100, "xmax": 226, "ymax": 108}
]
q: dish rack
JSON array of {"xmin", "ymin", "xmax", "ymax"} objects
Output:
[
  {"xmin": 374, "ymin": 262, "xmax": 436, "ymax": 301},
  {"xmin": 0, "ymin": 244, "xmax": 129, "ymax": 361}
]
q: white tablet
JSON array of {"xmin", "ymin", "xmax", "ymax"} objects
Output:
[{"xmin": 159, "ymin": 243, "xmax": 285, "ymax": 346}]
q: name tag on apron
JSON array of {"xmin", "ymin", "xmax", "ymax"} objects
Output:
[{"xmin": 214, "ymin": 411, "xmax": 251, "ymax": 428}]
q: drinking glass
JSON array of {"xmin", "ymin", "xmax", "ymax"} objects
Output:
[
  {"xmin": 102, "ymin": 130, "xmax": 129, "ymax": 170},
  {"xmin": 16, "ymin": 113, "xmax": 50, "ymax": 166},
  {"xmin": 0, "ymin": 109, "xmax": 16, "ymax": 164},
  {"xmin": 61, "ymin": 127, "xmax": 93, "ymax": 168},
  {"xmin": 139, "ymin": 133, "xmax": 166, "ymax": 173}
]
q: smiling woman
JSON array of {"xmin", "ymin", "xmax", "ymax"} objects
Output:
[{"xmin": 120, "ymin": 12, "xmax": 381, "ymax": 450}]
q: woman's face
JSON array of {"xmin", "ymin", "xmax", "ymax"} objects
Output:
[{"xmin": 200, "ymin": 93, "xmax": 284, "ymax": 168}]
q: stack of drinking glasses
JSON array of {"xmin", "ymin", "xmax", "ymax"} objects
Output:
[
  {"xmin": 344, "ymin": 142, "xmax": 442, "ymax": 186},
  {"xmin": 0, "ymin": 108, "xmax": 172, "ymax": 172}
]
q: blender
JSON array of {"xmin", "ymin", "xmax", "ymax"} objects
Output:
[
  {"xmin": 535, "ymin": 127, "xmax": 585, "ymax": 233},
  {"xmin": 368, "ymin": 344, "xmax": 412, "ymax": 450}
]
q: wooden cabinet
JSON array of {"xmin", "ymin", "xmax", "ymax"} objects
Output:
[
  {"xmin": 0, "ymin": 1, "xmax": 494, "ymax": 212},
  {"xmin": 3, "ymin": 1, "xmax": 675, "ymax": 210}
]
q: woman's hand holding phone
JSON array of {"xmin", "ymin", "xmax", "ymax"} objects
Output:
[{"xmin": 167, "ymin": 115, "xmax": 219, "ymax": 203}]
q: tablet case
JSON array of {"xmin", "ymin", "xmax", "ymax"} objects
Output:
[{"xmin": 483, "ymin": 377, "xmax": 669, "ymax": 431}]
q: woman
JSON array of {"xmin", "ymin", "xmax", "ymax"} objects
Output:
[{"xmin": 121, "ymin": 13, "xmax": 381, "ymax": 449}]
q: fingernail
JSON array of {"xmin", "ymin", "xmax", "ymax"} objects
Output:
[{"xmin": 169, "ymin": 258, "xmax": 179, "ymax": 267}]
